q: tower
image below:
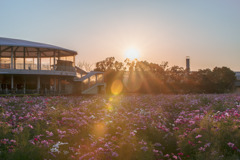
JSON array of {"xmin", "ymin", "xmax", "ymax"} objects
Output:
[{"xmin": 186, "ymin": 56, "xmax": 190, "ymax": 72}]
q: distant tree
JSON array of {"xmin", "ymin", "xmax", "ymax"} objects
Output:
[
  {"xmin": 124, "ymin": 58, "xmax": 137, "ymax": 71},
  {"xmin": 94, "ymin": 57, "xmax": 236, "ymax": 94},
  {"xmin": 94, "ymin": 57, "xmax": 125, "ymax": 94},
  {"xmin": 167, "ymin": 66, "xmax": 184, "ymax": 93},
  {"xmin": 114, "ymin": 61, "xmax": 124, "ymax": 71},
  {"xmin": 211, "ymin": 67, "xmax": 236, "ymax": 93},
  {"xmin": 160, "ymin": 61, "xmax": 169, "ymax": 70},
  {"xmin": 94, "ymin": 57, "xmax": 125, "ymax": 72},
  {"xmin": 135, "ymin": 61, "xmax": 148, "ymax": 71},
  {"xmin": 190, "ymin": 67, "xmax": 236, "ymax": 93},
  {"xmin": 194, "ymin": 69, "xmax": 213, "ymax": 93},
  {"xmin": 77, "ymin": 61, "xmax": 93, "ymax": 72},
  {"xmin": 95, "ymin": 57, "xmax": 115, "ymax": 72}
]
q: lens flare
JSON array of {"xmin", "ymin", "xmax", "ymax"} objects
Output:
[
  {"xmin": 111, "ymin": 79, "xmax": 123, "ymax": 95},
  {"xmin": 93, "ymin": 122, "xmax": 106, "ymax": 138},
  {"xmin": 106, "ymin": 103, "xmax": 113, "ymax": 112},
  {"xmin": 123, "ymin": 72, "xmax": 142, "ymax": 92}
]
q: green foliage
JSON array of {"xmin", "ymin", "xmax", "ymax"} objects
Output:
[
  {"xmin": 178, "ymin": 114, "xmax": 240, "ymax": 160},
  {"xmin": 95, "ymin": 57, "xmax": 236, "ymax": 94}
]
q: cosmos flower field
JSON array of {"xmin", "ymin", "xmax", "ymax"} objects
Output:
[{"xmin": 0, "ymin": 94, "xmax": 240, "ymax": 160}]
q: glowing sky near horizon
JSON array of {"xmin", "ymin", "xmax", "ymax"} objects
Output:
[{"xmin": 0, "ymin": 0, "xmax": 239, "ymax": 71}]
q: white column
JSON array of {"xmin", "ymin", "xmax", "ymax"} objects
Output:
[
  {"xmin": 37, "ymin": 76, "xmax": 40, "ymax": 93},
  {"xmin": 14, "ymin": 52, "xmax": 16, "ymax": 69},
  {"xmin": 32, "ymin": 58, "xmax": 34, "ymax": 69},
  {"xmin": 6, "ymin": 84, "xmax": 8, "ymax": 94},
  {"xmin": 59, "ymin": 78, "xmax": 61, "ymax": 94},
  {"xmin": 23, "ymin": 47, "xmax": 26, "ymax": 70},
  {"xmin": 58, "ymin": 51, "xmax": 60, "ymax": 71},
  {"xmin": 53, "ymin": 51, "xmax": 56, "ymax": 71},
  {"xmin": 11, "ymin": 75, "xmax": 14, "ymax": 90},
  {"xmin": 54, "ymin": 77, "xmax": 56, "ymax": 93},
  {"xmin": 88, "ymin": 77, "xmax": 90, "ymax": 88},
  {"xmin": 73, "ymin": 55, "xmax": 75, "ymax": 67},
  {"xmin": 50, "ymin": 57, "xmax": 51, "ymax": 69},
  {"xmin": 11, "ymin": 47, "xmax": 14, "ymax": 69},
  {"xmin": 95, "ymin": 74, "xmax": 97, "ymax": 84},
  {"xmin": 23, "ymin": 78, "xmax": 26, "ymax": 94},
  {"xmin": 39, "ymin": 52, "xmax": 41, "ymax": 70},
  {"xmin": 0, "ymin": 46, "xmax": 1, "ymax": 69},
  {"xmin": 37, "ymin": 50, "xmax": 40, "ymax": 70}
]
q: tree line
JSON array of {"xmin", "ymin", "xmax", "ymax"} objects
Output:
[{"xmin": 94, "ymin": 57, "xmax": 236, "ymax": 94}]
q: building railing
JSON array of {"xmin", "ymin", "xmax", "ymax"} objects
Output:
[
  {"xmin": 79, "ymin": 72, "xmax": 104, "ymax": 91},
  {"xmin": 0, "ymin": 63, "xmax": 75, "ymax": 72},
  {"xmin": 0, "ymin": 89, "xmax": 72, "ymax": 95},
  {"xmin": 82, "ymin": 78, "xmax": 96, "ymax": 91}
]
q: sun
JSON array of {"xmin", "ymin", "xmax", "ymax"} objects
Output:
[{"xmin": 125, "ymin": 48, "xmax": 140, "ymax": 60}]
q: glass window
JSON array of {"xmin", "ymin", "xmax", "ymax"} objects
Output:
[{"xmin": 0, "ymin": 58, "xmax": 11, "ymax": 69}]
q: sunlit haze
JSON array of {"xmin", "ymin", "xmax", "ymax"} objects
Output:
[
  {"xmin": 125, "ymin": 48, "xmax": 140, "ymax": 60},
  {"xmin": 0, "ymin": 0, "xmax": 240, "ymax": 71}
]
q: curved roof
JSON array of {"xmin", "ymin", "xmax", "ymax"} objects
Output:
[{"xmin": 0, "ymin": 37, "xmax": 77, "ymax": 57}]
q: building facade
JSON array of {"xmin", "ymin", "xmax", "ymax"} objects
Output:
[
  {"xmin": 0, "ymin": 37, "xmax": 105, "ymax": 95},
  {"xmin": 235, "ymin": 72, "xmax": 240, "ymax": 92}
]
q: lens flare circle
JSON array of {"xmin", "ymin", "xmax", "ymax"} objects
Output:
[
  {"xmin": 92, "ymin": 122, "xmax": 106, "ymax": 138},
  {"xmin": 111, "ymin": 79, "xmax": 123, "ymax": 95}
]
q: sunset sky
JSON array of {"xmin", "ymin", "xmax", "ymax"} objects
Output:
[{"xmin": 0, "ymin": 0, "xmax": 239, "ymax": 71}]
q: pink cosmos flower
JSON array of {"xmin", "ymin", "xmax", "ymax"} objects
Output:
[
  {"xmin": 154, "ymin": 143, "xmax": 162, "ymax": 147},
  {"xmin": 28, "ymin": 124, "xmax": 33, "ymax": 129},
  {"xmin": 199, "ymin": 147, "xmax": 205, "ymax": 151},
  {"xmin": 204, "ymin": 143, "xmax": 211, "ymax": 148},
  {"xmin": 41, "ymin": 140, "xmax": 49, "ymax": 146},
  {"xmin": 19, "ymin": 126, "xmax": 23, "ymax": 132},
  {"xmin": 130, "ymin": 131, "xmax": 135, "ymax": 136},
  {"xmin": 10, "ymin": 139, "xmax": 16, "ymax": 143},
  {"xmin": 228, "ymin": 142, "xmax": 234, "ymax": 148},
  {"xmin": 164, "ymin": 154, "xmax": 170, "ymax": 158},
  {"xmin": 178, "ymin": 152, "xmax": 183, "ymax": 156},
  {"xmin": 18, "ymin": 117, "xmax": 24, "ymax": 120},
  {"xmin": 173, "ymin": 127, "xmax": 179, "ymax": 130},
  {"xmin": 57, "ymin": 129, "xmax": 66, "ymax": 135},
  {"xmin": 141, "ymin": 146, "xmax": 148, "ymax": 152},
  {"xmin": 195, "ymin": 134, "xmax": 202, "ymax": 139},
  {"xmin": 29, "ymin": 140, "xmax": 35, "ymax": 145},
  {"xmin": 112, "ymin": 152, "xmax": 119, "ymax": 157},
  {"xmin": 233, "ymin": 146, "xmax": 238, "ymax": 150},
  {"xmin": 189, "ymin": 120, "xmax": 195, "ymax": 125},
  {"xmin": 46, "ymin": 131, "xmax": 54, "ymax": 137}
]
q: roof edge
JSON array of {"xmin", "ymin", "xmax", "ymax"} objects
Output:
[{"xmin": 0, "ymin": 37, "xmax": 77, "ymax": 54}]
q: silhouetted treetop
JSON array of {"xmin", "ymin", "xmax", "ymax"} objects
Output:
[{"xmin": 94, "ymin": 57, "xmax": 236, "ymax": 94}]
